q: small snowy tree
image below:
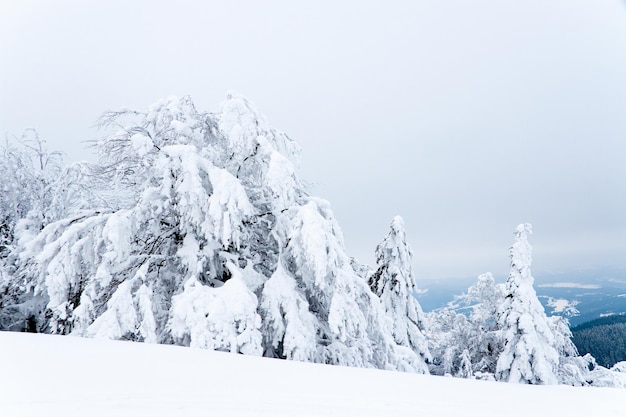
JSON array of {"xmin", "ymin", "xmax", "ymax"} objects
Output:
[
  {"xmin": 462, "ymin": 272, "xmax": 505, "ymax": 375},
  {"xmin": 549, "ymin": 315, "xmax": 589, "ymax": 386},
  {"xmin": 548, "ymin": 315, "xmax": 625, "ymax": 387},
  {"xmin": 368, "ymin": 216, "xmax": 431, "ymax": 373},
  {"xmin": 0, "ymin": 131, "xmax": 95, "ymax": 332},
  {"xmin": 495, "ymin": 223, "xmax": 559, "ymax": 385},
  {"xmin": 426, "ymin": 308, "xmax": 471, "ymax": 377},
  {"xmin": 0, "ymin": 130, "xmax": 64, "ymax": 256},
  {"xmin": 428, "ymin": 272, "xmax": 505, "ymax": 378}
]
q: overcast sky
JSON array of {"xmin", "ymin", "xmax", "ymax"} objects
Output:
[{"xmin": 1, "ymin": 1, "xmax": 625, "ymax": 280}]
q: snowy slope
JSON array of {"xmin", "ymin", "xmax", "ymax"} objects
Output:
[{"xmin": 1, "ymin": 333, "xmax": 625, "ymax": 417}]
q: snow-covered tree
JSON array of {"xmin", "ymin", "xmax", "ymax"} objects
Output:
[
  {"xmin": 368, "ymin": 216, "xmax": 431, "ymax": 373},
  {"xmin": 462, "ymin": 272, "xmax": 505, "ymax": 375},
  {"xmin": 0, "ymin": 131, "xmax": 95, "ymax": 332},
  {"xmin": 0, "ymin": 130, "xmax": 65, "ymax": 257},
  {"xmin": 4, "ymin": 94, "xmax": 425, "ymax": 373},
  {"xmin": 547, "ymin": 315, "xmax": 626, "ymax": 387},
  {"xmin": 426, "ymin": 307, "xmax": 471, "ymax": 377},
  {"xmin": 10, "ymin": 97, "xmax": 266, "ymax": 353},
  {"xmin": 261, "ymin": 200, "xmax": 424, "ymax": 371},
  {"xmin": 350, "ymin": 257, "xmax": 373, "ymax": 281},
  {"xmin": 427, "ymin": 226, "xmax": 622, "ymax": 387},
  {"xmin": 427, "ymin": 272, "xmax": 505, "ymax": 378},
  {"xmin": 495, "ymin": 223, "xmax": 559, "ymax": 385},
  {"xmin": 548, "ymin": 315, "xmax": 590, "ymax": 386}
]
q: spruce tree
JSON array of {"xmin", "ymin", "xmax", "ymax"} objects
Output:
[
  {"xmin": 495, "ymin": 223, "xmax": 559, "ymax": 384},
  {"xmin": 369, "ymin": 216, "xmax": 431, "ymax": 373}
]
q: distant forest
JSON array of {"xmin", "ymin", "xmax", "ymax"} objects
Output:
[{"xmin": 572, "ymin": 315, "xmax": 626, "ymax": 368}]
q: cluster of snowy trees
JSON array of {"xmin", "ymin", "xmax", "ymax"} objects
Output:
[
  {"xmin": 426, "ymin": 224, "xmax": 623, "ymax": 387},
  {"xmin": 0, "ymin": 95, "xmax": 623, "ymax": 387}
]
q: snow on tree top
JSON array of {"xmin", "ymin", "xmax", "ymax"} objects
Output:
[
  {"xmin": 515, "ymin": 223, "xmax": 532, "ymax": 237},
  {"xmin": 390, "ymin": 215, "xmax": 405, "ymax": 235},
  {"xmin": 510, "ymin": 222, "xmax": 533, "ymax": 283}
]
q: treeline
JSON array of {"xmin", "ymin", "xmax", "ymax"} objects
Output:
[
  {"xmin": 572, "ymin": 315, "xmax": 626, "ymax": 368},
  {"xmin": 572, "ymin": 314, "xmax": 626, "ymax": 332}
]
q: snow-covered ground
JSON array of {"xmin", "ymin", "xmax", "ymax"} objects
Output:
[
  {"xmin": 537, "ymin": 283, "xmax": 602, "ymax": 289},
  {"xmin": 544, "ymin": 296, "xmax": 579, "ymax": 316},
  {"xmin": 1, "ymin": 332, "xmax": 625, "ymax": 417}
]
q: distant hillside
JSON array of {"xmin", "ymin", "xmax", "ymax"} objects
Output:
[
  {"xmin": 572, "ymin": 315, "xmax": 626, "ymax": 331},
  {"xmin": 418, "ymin": 269, "xmax": 626, "ymax": 327},
  {"xmin": 572, "ymin": 315, "xmax": 626, "ymax": 368}
]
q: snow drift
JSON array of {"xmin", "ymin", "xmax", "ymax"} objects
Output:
[{"xmin": 1, "ymin": 332, "xmax": 625, "ymax": 417}]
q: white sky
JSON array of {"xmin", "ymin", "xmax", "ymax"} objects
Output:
[{"xmin": 1, "ymin": 0, "xmax": 626, "ymax": 280}]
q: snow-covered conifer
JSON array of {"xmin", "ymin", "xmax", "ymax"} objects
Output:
[
  {"xmin": 495, "ymin": 223, "xmax": 559, "ymax": 384},
  {"xmin": 368, "ymin": 216, "xmax": 431, "ymax": 373},
  {"xmin": 260, "ymin": 200, "xmax": 416, "ymax": 370},
  {"xmin": 549, "ymin": 315, "xmax": 590, "ymax": 386},
  {"xmin": 547, "ymin": 315, "xmax": 623, "ymax": 387},
  {"xmin": 349, "ymin": 257, "xmax": 373, "ymax": 281}
]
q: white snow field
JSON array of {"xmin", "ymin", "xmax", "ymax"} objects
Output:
[{"xmin": 1, "ymin": 333, "xmax": 625, "ymax": 417}]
